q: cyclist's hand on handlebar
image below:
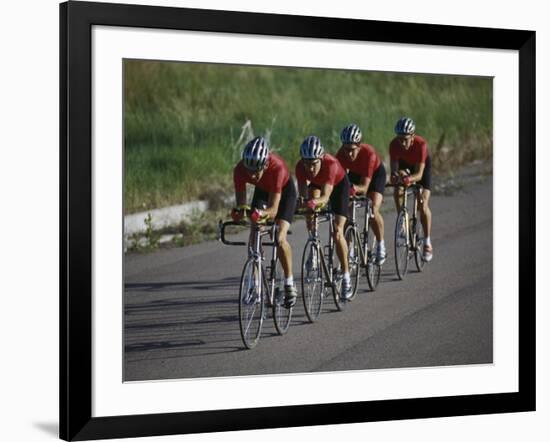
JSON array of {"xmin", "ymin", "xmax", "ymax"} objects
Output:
[
  {"xmin": 402, "ymin": 175, "xmax": 412, "ymax": 187},
  {"xmin": 250, "ymin": 208, "xmax": 262, "ymax": 224},
  {"xmin": 306, "ymin": 199, "xmax": 317, "ymax": 211},
  {"xmin": 231, "ymin": 208, "xmax": 243, "ymax": 222},
  {"xmin": 231, "ymin": 205, "xmax": 250, "ymax": 222},
  {"xmin": 297, "ymin": 197, "xmax": 312, "ymax": 210}
]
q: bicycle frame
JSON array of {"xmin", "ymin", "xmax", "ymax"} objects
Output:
[
  {"xmin": 389, "ymin": 183, "xmax": 423, "ymax": 248},
  {"xmin": 387, "ymin": 182, "xmax": 426, "ymax": 280},
  {"xmin": 306, "ymin": 209, "xmax": 338, "ymax": 288},
  {"xmin": 348, "ymin": 196, "xmax": 373, "ymax": 268},
  {"xmin": 218, "ymin": 220, "xmax": 279, "ymax": 305}
]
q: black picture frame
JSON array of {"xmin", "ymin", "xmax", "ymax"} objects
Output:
[{"xmin": 60, "ymin": 1, "xmax": 536, "ymax": 440}]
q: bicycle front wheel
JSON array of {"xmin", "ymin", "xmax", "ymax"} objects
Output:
[
  {"xmin": 345, "ymin": 225, "xmax": 360, "ymax": 301},
  {"xmin": 412, "ymin": 218, "xmax": 426, "ymax": 272},
  {"xmin": 365, "ymin": 228, "xmax": 381, "ymax": 290},
  {"xmin": 238, "ymin": 259, "xmax": 264, "ymax": 349},
  {"xmin": 394, "ymin": 210, "xmax": 409, "ymax": 280},
  {"xmin": 301, "ymin": 239, "xmax": 324, "ymax": 323},
  {"xmin": 331, "ymin": 266, "xmax": 347, "ymax": 311},
  {"xmin": 271, "ymin": 258, "xmax": 292, "ymax": 335}
]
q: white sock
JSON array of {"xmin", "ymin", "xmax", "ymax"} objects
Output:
[
  {"xmin": 377, "ymin": 239, "xmax": 385, "ymax": 248},
  {"xmin": 284, "ymin": 276, "xmax": 294, "ymax": 286},
  {"xmin": 425, "ymin": 237, "xmax": 431, "ymax": 246},
  {"xmin": 343, "ymin": 272, "xmax": 350, "ymax": 283}
]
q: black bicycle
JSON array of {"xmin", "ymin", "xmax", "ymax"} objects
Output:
[
  {"xmin": 218, "ymin": 210, "xmax": 293, "ymax": 349},
  {"xmin": 387, "ymin": 182, "xmax": 426, "ymax": 280},
  {"xmin": 299, "ymin": 204, "xmax": 345, "ymax": 323},
  {"xmin": 345, "ymin": 195, "xmax": 381, "ymax": 296}
]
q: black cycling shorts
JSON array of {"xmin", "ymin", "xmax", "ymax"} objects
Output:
[
  {"xmin": 398, "ymin": 155, "xmax": 432, "ymax": 191},
  {"xmin": 309, "ymin": 175, "xmax": 350, "ymax": 219},
  {"xmin": 251, "ymin": 178, "xmax": 297, "ymax": 224},
  {"xmin": 348, "ymin": 162, "xmax": 387, "ymax": 196}
]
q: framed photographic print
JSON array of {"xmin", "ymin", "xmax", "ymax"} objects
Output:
[{"xmin": 60, "ymin": 0, "xmax": 535, "ymax": 440}]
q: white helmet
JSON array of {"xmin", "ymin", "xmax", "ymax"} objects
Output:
[
  {"xmin": 394, "ymin": 117, "xmax": 416, "ymax": 135},
  {"xmin": 340, "ymin": 123, "xmax": 362, "ymax": 144},
  {"xmin": 300, "ymin": 135, "xmax": 324, "ymax": 160},
  {"xmin": 242, "ymin": 136, "xmax": 269, "ymax": 171}
]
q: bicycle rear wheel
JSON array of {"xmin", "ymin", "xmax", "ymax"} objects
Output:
[
  {"xmin": 394, "ymin": 210, "xmax": 409, "ymax": 280},
  {"xmin": 271, "ymin": 258, "xmax": 292, "ymax": 335},
  {"xmin": 412, "ymin": 218, "xmax": 426, "ymax": 272},
  {"xmin": 301, "ymin": 239, "xmax": 324, "ymax": 323},
  {"xmin": 238, "ymin": 259, "xmax": 264, "ymax": 349},
  {"xmin": 365, "ymin": 228, "xmax": 381, "ymax": 290},
  {"xmin": 331, "ymin": 266, "xmax": 346, "ymax": 311},
  {"xmin": 344, "ymin": 225, "xmax": 359, "ymax": 301}
]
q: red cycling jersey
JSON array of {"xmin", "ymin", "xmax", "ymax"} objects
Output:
[
  {"xmin": 389, "ymin": 135, "xmax": 429, "ymax": 166},
  {"xmin": 233, "ymin": 153, "xmax": 290, "ymax": 194},
  {"xmin": 336, "ymin": 143, "xmax": 382, "ymax": 179},
  {"xmin": 295, "ymin": 153, "xmax": 346, "ymax": 187}
]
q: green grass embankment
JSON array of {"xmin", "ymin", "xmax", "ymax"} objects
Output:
[{"xmin": 125, "ymin": 60, "xmax": 492, "ymax": 214}]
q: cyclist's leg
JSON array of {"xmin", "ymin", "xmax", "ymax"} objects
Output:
[
  {"xmin": 419, "ymin": 189, "xmax": 432, "ymax": 240},
  {"xmin": 276, "ymin": 220, "xmax": 292, "ymax": 277},
  {"xmin": 274, "ymin": 180, "xmax": 296, "ymax": 276},
  {"xmin": 330, "ymin": 177, "xmax": 350, "ymax": 274},
  {"xmin": 368, "ymin": 162, "xmax": 387, "ymax": 242},
  {"xmin": 333, "ymin": 215, "xmax": 349, "ymax": 273},
  {"xmin": 369, "ymin": 190, "xmax": 386, "ymax": 265},
  {"xmin": 274, "ymin": 178, "xmax": 296, "ymax": 278},
  {"xmin": 368, "ymin": 192, "xmax": 383, "ymax": 239},
  {"xmin": 275, "ymin": 179, "xmax": 298, "ymax": 306},
  {"xmin": 418, "ymin": 156, "xmax": 433, "ymax": 259},
  {"xmin": 393, "ymin": 186, "xmax": 405, "ymax": 212},
  {"xmin": 277, "ymin": 219, "xmax": 297, "ymax": 306}
]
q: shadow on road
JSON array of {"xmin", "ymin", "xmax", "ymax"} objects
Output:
[
  {"xmin": 125, "ymin": 276, "xmax": 241, "ymax": 292},
  {"xmin": 125, "ymin": 276, "xmax": 244, "ymax": 360},
  {"xmin": 124, "ymin": 274, "xmax": 343, "ymax": 365}
]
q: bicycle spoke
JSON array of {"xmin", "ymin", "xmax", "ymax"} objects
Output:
[
  {"xmin": 394, "ymin": 210, "xmax": 409, "ymax": 280},
  {"xmin": 272, "ymin": 259, "xmax": 292, "ymax": 335},
  {"xmin": 344, "ymin": 225, "xmax": 359, "ymax": 301},
  {"xmin": 301, "ymin": 240, "xmax": 324, "ymax": 322},
  {"xmin": 239, "ymin": 260, "xmax": 264, "ymax": 349}
]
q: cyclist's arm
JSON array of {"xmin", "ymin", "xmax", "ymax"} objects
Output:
[
  {"xmin": 390, "ymin": 160, "xmax": 399, "ymax": 176},
  {"xmin": 235, "ymin": 190, "xmax": 247, "ymax": 207},
  {"xmin": 297, "ymin": 180, "xmax": 309, "ymax": 200},
  {"xmin": 409, "ymin": 162, "xmax": 425, "ymax": 183},
  {"xmin": 352, "ymin": 176, "xmax": 370, "ymax": 194},
  {"xmin": 263, "ymin": 192, "xmax": 281, "ymax": 219},
  {"xmin": 316, "ymin": 182, "xmax": 333, "ymax": 207}
]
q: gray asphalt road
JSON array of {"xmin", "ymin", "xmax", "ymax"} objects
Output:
[{"xmin": 124, "ymin": 174, "xmax": 493, "ymax": 381}]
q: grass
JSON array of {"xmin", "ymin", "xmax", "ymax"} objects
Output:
[{"xmin": 124, "ymin": 60, "xmax": 492, "ymax": 213}]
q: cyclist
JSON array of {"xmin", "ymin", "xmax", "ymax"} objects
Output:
[
  {"xmin": 389, "ymin": 117, "xmax": 433, "ymax": 262},
  {"xmin": 232, "ymin": 136, "xmax": 299, "ymax": 307},
  {"xmin": 295, "ymin": 135, "xmax": 353, "ymax": 300},
  {"xmin": 336, "ymin": 123, "xmax": 387, "ymax": 265}
]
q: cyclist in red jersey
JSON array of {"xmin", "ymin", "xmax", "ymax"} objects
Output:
[
  {"xmin": 336, "ymin": 123, "xmax": 387, "ymax": 264},
  {"xmin": 389, "ymin": 117, "xmax": 433, "ymax": 262},
  {"xmin": 233, "ymin": 136, "xmax": 299, "ymax": 307},
  {"xmin": 295, "ymin": 135, "xmax": 353, "ymax": 300}
]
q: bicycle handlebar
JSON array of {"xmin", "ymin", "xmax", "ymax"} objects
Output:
[
  {"xmin": 295, "ymin": 206, "xmax": 333, "ymax": 217},
  {"xmin": 218, "ymin": 220, "xmax": 248, "ymax": 246},
  {"xmin": 218, "ymin": 219, "xmax": 282, "ymax": 247},
  {"xmin": 385, "ymin": 183, "xmax": 423, "ymax": 190}
]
